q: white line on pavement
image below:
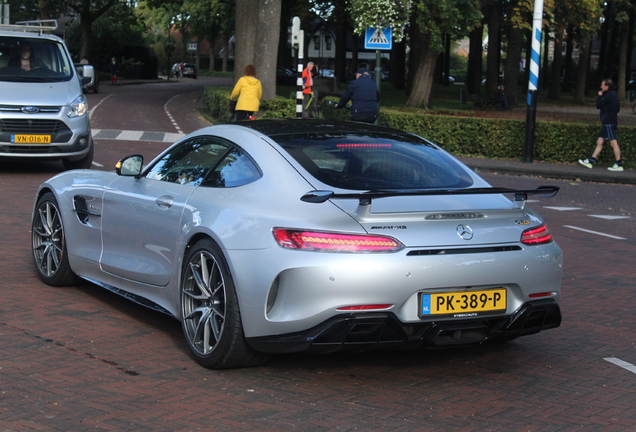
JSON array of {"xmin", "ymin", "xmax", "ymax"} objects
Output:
[
  {"xmin": 604, "ymin": 357, "xmax": 636, "ymax": 374},
  {"xmin": 563, "ymin": 225, "xmax": 626, "ymax": 240},
  {"xmin": 589, "ymin": 215, "xmax": 631, "ymax": 220},
  {"xmin": 89, "ymin": 94, "xmax": 113, "ymax": 122},
  {"xmin": 543, "ymin": 206, "xmax": 584, "ymax": 211}
]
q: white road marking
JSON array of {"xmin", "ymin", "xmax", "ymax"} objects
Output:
[
  {"xmin": 92, "ymin": 161, "xmax": 104, "ymax": 167},
  {"xmin": 604, "ymin": 357, "xmax": 636, "ymax": 374},
  {"xmin": 88, "ymin": 94, "xmax": 113, "ymax": 121},
  {"xmin": 116, "ymin": 130, "xmax": 144, "ymax": 141},
  {"xmin": 92, "ymin": 129, "xmax": 185, "ymax": 142},
  {"xmin": 164, "ymin": 93, "xmax": 184, "ymax": 134},
  {"xmin": 563, "ymin": 225, "xmax": 626, "ymax": 240},
  {"xmin": 589, "ymin": 215, "xmax": 631, "ymax": 220},
  {"xmin": 543, "ymin": 206, "xmax": 584, "ymax": 211}
]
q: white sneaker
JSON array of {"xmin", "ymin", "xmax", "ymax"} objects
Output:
[
  {"xmin": 578, "ymin": 159, "xmax": 593, "ymax": 169},
  {"xmin": 608, "ymin": 163, "xmax": 624, "ymax": 172}
]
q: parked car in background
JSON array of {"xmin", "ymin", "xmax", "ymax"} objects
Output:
[
  {"xmin": 320, "ymin": 69, "xmax": 334, "ymax": 78},
  {"xmin": 75, "ymin": 63, "xmax": 99, "ymax": 93},
  {"xmin": 31, "ymin": 119, "xmax": 563, "ymax": 369},
  {"xmin": 277, "ymin": 68, "xmax": 296, "ymax": 85},
  {"xmin": 182, "ymin": 63, "xmax": 197, "ymax": 79}
]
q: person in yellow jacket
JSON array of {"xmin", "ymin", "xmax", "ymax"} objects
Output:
[{"xmin": 230, "ymin": 64, "xmax": 262, "ymax": 121}]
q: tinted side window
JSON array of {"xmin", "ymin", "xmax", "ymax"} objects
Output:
[
  {"xmin": 145, "ymin": 138, "xmax": 230, "ymax": 185},
  {"xmin": 201, "ymin": 147, "xmax": 261, "ymax": 188}
]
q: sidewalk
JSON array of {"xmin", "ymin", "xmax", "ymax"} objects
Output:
[{"xmin": 457, "ymin": 156, "xmax": 636, "ymax": 185}]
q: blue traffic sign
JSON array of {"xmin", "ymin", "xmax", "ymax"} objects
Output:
[{"xmin": 364, "ymin": 27, "xmax": 392, "ymax": 50}]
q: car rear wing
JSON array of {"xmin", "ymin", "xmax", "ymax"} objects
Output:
[{"xmin": 301, "ymin": 185, "xmax": 559, "ymax": 210}]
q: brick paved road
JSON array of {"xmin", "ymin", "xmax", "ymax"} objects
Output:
[{"xmin": 1, "ymin": 82, "xmax": 635, "ymax": 431}]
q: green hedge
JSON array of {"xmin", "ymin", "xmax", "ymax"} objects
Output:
[{"xmin": 203, "ymin": 86, "xmax": 633, "ymax": 164}]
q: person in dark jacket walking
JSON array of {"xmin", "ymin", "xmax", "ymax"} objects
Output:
[
  {"xmin": 578, "ymin": 78, "xmax": 623, "ymax": 171},
  {"xmin": 335, "ymin": 67, "xmax": 379, "ymax": 123}
]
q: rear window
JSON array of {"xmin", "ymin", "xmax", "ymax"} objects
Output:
[{"xmin": 275, "ymin": 132, "xmax": 474, "ymax": 190}]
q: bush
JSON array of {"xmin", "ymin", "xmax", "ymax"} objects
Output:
[{"xmin": 203, "ymin": 86, "xmax": 635, "ymax": 164}]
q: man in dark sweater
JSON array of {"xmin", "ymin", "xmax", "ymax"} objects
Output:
[
  {"xmin": 578, "ymin": 78, "xmax": 623, "ymax": 172},
  {"xmin": 335, "ymin": 68, "xmax": 379, "ymax": 123}
]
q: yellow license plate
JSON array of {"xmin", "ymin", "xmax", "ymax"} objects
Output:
[
  {"xmin": 420, "ymin": 288, "xmax": 506, "ymax": 317},
  {"xmin": 11, "ymin": 134, "xmax": 52, "ymax": 144}
]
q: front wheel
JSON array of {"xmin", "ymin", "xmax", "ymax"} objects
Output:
[
  {"xmin": 32, "ymin": 192, "xmax": 78, "ymax": 286},
  {"xmin": 180, "ymin": 238, "xmax": 269, "ymax": 369},
  {"xmin": 63, "ymin": 144, "xmax": 94, "ymax": 170}
]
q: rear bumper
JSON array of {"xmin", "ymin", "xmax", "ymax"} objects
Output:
[{"xmin": 246, "ymin": 299, "xmax": 561, "ymax": 354}]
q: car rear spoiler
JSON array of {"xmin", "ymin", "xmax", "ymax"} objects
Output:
[{"xmin": 301, "ymin": 185, "xmax": 559, "ymax": 209}]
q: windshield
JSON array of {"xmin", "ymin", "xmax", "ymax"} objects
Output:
[
  {"xmin": 275, "ymin": 132, "xmax": 474, "ymax": 190},
  {"xmin": 0, "ymin": 36, "xmax": 74, "ymax": 82}
]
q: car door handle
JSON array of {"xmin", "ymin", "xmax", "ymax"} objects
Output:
[{"xmin": 155, "ymin": 195, "xmax": 174, "ymax": 209}]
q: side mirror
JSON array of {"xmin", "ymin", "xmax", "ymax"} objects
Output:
[{"xmin": 115, "ymin": 155, "xmax": 143, "ymax": 177}]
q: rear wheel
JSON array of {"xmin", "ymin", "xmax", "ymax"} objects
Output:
[
  {"xmin": 180, "ymin": 238, "xmax": 269, "ymax": 369},
  {"xmin": 32, "ymin": 192, "xmax": 78, "ymax": 286}
]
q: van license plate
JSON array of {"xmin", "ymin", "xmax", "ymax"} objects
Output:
[
  {"xmin": 420, "ymin": 288, "xmax": 506, "ymax": 317},
  {"xmin": 11, "ymin": 134, "xmax": 52, "ymax": 144}
]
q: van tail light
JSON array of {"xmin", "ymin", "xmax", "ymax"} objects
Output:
[
  {"xmin": 273, "ymin": 229, "xmax": 404, "ymax": 252},
  {"xmin": 521, "ymin": 224, "xmax": 553, "ymax": 245}
]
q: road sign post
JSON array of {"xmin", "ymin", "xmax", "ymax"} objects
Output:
[
  {"xmin": 524, "ymin": 0, "xmax": 544, "ymax": 163},
  {"xmin": 364, "ymin": 27, "xmax": 392, "ymax": 124},
  {"xmin": 291, "ymin": 17, "xmax": 304, "ymax": 119}
]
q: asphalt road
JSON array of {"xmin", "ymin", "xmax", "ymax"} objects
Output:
[{"xmin": 1, "ymin": 78, "xmax": 635, "ymax": 431}]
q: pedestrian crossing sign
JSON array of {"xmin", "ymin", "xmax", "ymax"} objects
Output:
[{"xmin": 364, "ymin": 27, "xmax": 392, "ymax": 50}]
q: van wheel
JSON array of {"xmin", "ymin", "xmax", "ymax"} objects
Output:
[{"xmin": 63, "ymin": 144, "xmax": 94, "ymax": 170}]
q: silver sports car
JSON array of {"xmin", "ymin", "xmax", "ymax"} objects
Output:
[{"xmin": 32, "ymin": 119, "xmax": 563, "ymax": 369}]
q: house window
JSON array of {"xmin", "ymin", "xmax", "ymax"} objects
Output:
[
  {"xmin": 314, "ymin": 37, "xmax": 320, "ymax": 51},
  {"xmin": 325, "ymin": 36, "xmax": 331, "ymax": 51}
]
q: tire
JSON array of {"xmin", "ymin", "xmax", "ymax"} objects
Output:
[
  {"xmin": 180, "ymin": 238, "xmax": 269, "ymax": 369},
  {"xmin": 63, "ymin": 144, "xmax": 94, "ymax": 170},
  {"xmin": 32, "ymin": 192, "xmax": 78, "ymax": 287}
]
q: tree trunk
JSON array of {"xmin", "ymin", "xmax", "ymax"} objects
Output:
[
  {"xmin": 80, "ymin": 11, "xmax": 92, "ymax": 60},
  {"xmin": 391, "ymin": 39, "xmax": 406, "ymax": 89},
  {"xmin": 38, "ymin": 0, "xmax": 52, "ymax": 20},
  {"xmin": 617, "ymin": 19, "xmax": 629, "ymax": 101},
  {"xmin": 234, "ymin": 0, "xmax": 259, "ymax": 83},
  {"xmin": 334, "ymin": 0, "xmax": 347, "ymax": 87},
  {"xmin": 253, "ymin": 0, "xmax": 281, "ymax": 100},
  {"xmin": 485, "ymin": 1, "xmax": 501, "ymax": 96},
  {"xmin": 503, "ymin": 25, "xmax": 523, "ymax": 106},
  {"xmin": 548, "ymin": 28, "xmax": 563, "ymax": 100},
  {"xmin": 574, "ymin": 38, "xmax": 591, "ymax": 105},
  {"xmin": 405, "ymin": 31, "xmax": 437, "ymax": 109},
  {"xmin": 562, "ymin": 25, "xmax": 574, "ymax": 93},
  {"xmin": 466, "ymin": 25, "xmax": 483, "ymax": 94}
]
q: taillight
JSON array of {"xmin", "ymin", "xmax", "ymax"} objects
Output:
[
  {"xmin": 521, "ymin": 224, "xmax": 553, "ymax": 245},
  {"xmin": 273, "ymin": 229, "xmax": 403, "ymax": 252}
]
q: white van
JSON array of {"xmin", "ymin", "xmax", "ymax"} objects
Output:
[{"xmin": 0, "ymin": 20, "xmax": 93, "ymax": 170}]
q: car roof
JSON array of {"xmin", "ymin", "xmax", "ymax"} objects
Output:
[{"xmin": 237, "ymin": 119, "xmax": 412, "ymax": 139}]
